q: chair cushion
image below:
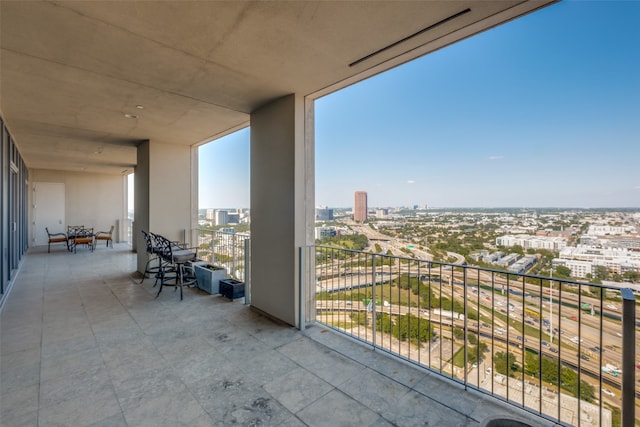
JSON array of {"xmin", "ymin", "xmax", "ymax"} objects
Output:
[
  {"xmin": 172, "ymin": 250, "xmax": 196, "ymax": 263},
  {"xmin": 50, "ymin": 237, "xmax": 67, "ymax": 243}
]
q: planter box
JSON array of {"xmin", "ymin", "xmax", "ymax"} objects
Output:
[
  {"xmin": 219, "ymin": 279, "xmax": 245, "ymax": 300},
  {"xmin": 194, "ymin": 264, "xmax": 227, "ymax": 295}
]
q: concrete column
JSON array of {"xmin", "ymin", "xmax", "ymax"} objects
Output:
[
  {"xmin": 250, "ymin": 94, "xmax": 314, "ymax": 327},
  {"xmin": 134, "ymin": 140, "xmax": 196, "ymax": 273}
]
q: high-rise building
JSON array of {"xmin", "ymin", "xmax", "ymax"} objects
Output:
[
  {"xmin": 354, "ymin": 191, "xmax": 367, "ymax": 223},
  {"xmin": 205, "ymin": 208, "xmax": 214, "ymax": 220},
  {"xmin": 215, "ymin": 210, "xmax": 229, "ymax": 226},
  {"xmin": 316, "ymin": 207, "xmax": 334, "ymax": 221}
]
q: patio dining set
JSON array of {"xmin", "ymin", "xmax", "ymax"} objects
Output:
[{"xmin": 45, "ymin": 225, "xmax": 114, "ymax": 253}]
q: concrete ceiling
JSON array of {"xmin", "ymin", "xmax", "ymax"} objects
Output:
[{"xmin": 1, "ymin": 0, "xmax": 556, "ymax": 175}]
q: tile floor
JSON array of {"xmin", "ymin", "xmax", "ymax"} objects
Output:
[{"xmin": 1, "ymin": 244, "xmax": 555, "ymax": 426}]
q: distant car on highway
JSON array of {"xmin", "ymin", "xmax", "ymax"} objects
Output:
[{"xmin": 602, "ymin": 388, "xmax": 615, "ymax": 397}]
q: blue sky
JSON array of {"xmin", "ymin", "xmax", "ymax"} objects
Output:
[{"xmin": 199, "ymin": 0, "xmax": 640, "ymax": 209}]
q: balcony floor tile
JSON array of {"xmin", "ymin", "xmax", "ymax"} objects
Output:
[{"xmin": 0, "ymin": 245, "xmax": 555, "ymax": 427}]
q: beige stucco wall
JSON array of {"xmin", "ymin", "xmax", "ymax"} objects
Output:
[
  {"xmin": 250, "ymin": 94, "xmax": 313, "ymax": 327},
  {"xmin": 135, "ymin": 140, "xmax": 195, "ymax": 273},
  {"xmin": 149, "ymin": 142, "xmax": 192, "ymax": 242},
  {"xmin": 29, "ymin": 169, "xmax": 125, "ymax": 246}
]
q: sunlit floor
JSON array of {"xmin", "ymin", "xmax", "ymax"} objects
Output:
[{"xmin": 1, "ymin": 244, "xmax": 554, "ymax": 426}]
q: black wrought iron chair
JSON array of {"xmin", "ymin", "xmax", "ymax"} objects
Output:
[
  {"xmin": 66, "ymin": 225, "xmax": 83, "ymax": 252},
  {"xmin": 140, "ymin": 230, "xmax": 164, "ymax": 285},
  {"xmin": 69, "ymin": 227, "xmax": 94, "ymax": 253},
  {"xmin": 154, "ymin": 233, "xmax": 198, "ymax": 300}
]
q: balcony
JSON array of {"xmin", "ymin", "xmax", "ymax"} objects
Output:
[
  {"xmin": 2, "ymin": 244, "xmax": 552, "ymax": 426},
  {"xmin": 300, "ymin": 246, "xmax": 638, "ymax": 427}
]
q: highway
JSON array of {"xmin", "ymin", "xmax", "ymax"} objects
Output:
[{"xmin": 316, "ymin": 298, "xmax": 636, "ymax": 398}]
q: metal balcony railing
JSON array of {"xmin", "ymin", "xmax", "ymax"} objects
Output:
[
  {"xmin": 196, "ymin": 229, "xmax": 251, "ymax": 303},
  {"xmin": 299, "ymin": 245, "xmax": 638, "ymax": 427}
]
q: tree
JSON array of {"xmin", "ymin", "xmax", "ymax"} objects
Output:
[
  {"xmin": 524, "ymin": 353, "xmax": 540, "ymax": 378},
  {"xmin": 511, "ymin": 245, "xmax": 524, "ymax": 256},
  {"xmin": 594, "ymin": 265, "xmax": 609, "ymax": 281},
  {"xmin": 350, "ymin": 312, "xmax": 367, "ymax": 326},
  {"xmin": 391, "ymin": 314, "xmax": 433, "ymax": 345},
  {"xmin": 468, "ymin": 332, "xmax": 477, "ymax": 345},
  {"xmin": 554, "ymin": 265, "xmax": 572, "ymax": 277},
  {"xmin": 494, "ymin": 351, "xmax": 520, "ymax": 376},
  {"xmin": 468, "ymin": 342, "xmax": 488, "ymax": 365},
  {"xmin": 453, "ymin": 327, "xmax": 465, "ymax": 340},
  {"xmin": 376, "ymin": 312, "xmax": 393, "ymax": 333},
  {"xmin": 623, "ymin": 271, "xmax": 639, "ymax": 282}
]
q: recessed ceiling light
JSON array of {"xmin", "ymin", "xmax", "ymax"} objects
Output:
[
  {"xmin": 136, "ymin": 105, "xmax": 144, "ymax": 109},
  {"xmin": 124, "ymin": 113, "xmax": 138, "ymax": 119}
]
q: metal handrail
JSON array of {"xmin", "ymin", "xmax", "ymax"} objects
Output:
[
  {"xmin": 300, "ymin": 244, "xmax": 638, "ymax": 427},
  {"xmin": 196, "ymin": 228, "xmax": 250, "ymax": 303}
]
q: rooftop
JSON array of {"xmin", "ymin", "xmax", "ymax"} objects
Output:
[{"xmin": 1, "ymin": 244, "xmax": 553, "ymax": 426}]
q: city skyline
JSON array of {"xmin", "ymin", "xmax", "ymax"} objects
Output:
[{"xmin": 199, "ymin": 1, "xmax": 640, "ymax": 210}]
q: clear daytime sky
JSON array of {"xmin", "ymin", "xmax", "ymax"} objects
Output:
[{"xmin": 199, "ymin": 0, "xmax": 640, "ymax": 210}]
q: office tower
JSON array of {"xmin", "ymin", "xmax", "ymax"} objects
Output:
[
  {"xmin": 316, "ymin": 207, "xmax": 334, "ymax": 221},
  {"xmin": 215, "ymin": 210, "xmax": 229, "ymax": 226},
  {"xmin": 354, "ymin": 191, "xmax": 367, "ymax": 223}
]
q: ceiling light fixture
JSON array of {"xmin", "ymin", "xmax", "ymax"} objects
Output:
[
  {"xmin": 136, "ymin": 105, "xmax": 144, "ymax": 109},
  {"xmin": 124, "ymin": 113, "xmax": 138, "ymax": 119}
]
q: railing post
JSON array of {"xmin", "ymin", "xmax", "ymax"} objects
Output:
[
  {"xmin": 463, "ymin": 266, "xmax": 468, "ymax": 389},
  {"xmin": 232, "ymin": 233, "xmax": 237, "ymax": 278},
  {"xmin": 209, "ymin": 230, "xmax": 215, "ymax": 264},
  {"xmin": 244, "ymin": 238, "xmax": 251, "ymax": 305},
  {"xmin": 298, "ymin": 246, "xmax": 305, "ymax": 330},
  {"xmin": 371, "ymin": 254, "xmax": 376, "ymax": 349},
  {"xmin": 621, "ymin": 288, "xmax": 635, "ymax": 427}
]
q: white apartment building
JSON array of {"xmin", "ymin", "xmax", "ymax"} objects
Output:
[
  {"xmin": 375, "ymin": 209, "xmax": 389, "ymax": 219},
  {"xmin": 552, "ymin": 259, "xmax": 593, "ymax": 278},
  {"xmin": 587, "ymin": 224, "xmax": 634, "ymax": 236},
  {"xmin": 556, "ymin": 245, "xmax": 640, "ymax": 276},
  {"xmin": 496, "ymin": 235, "xmax": 567, "ymax": 252}
]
